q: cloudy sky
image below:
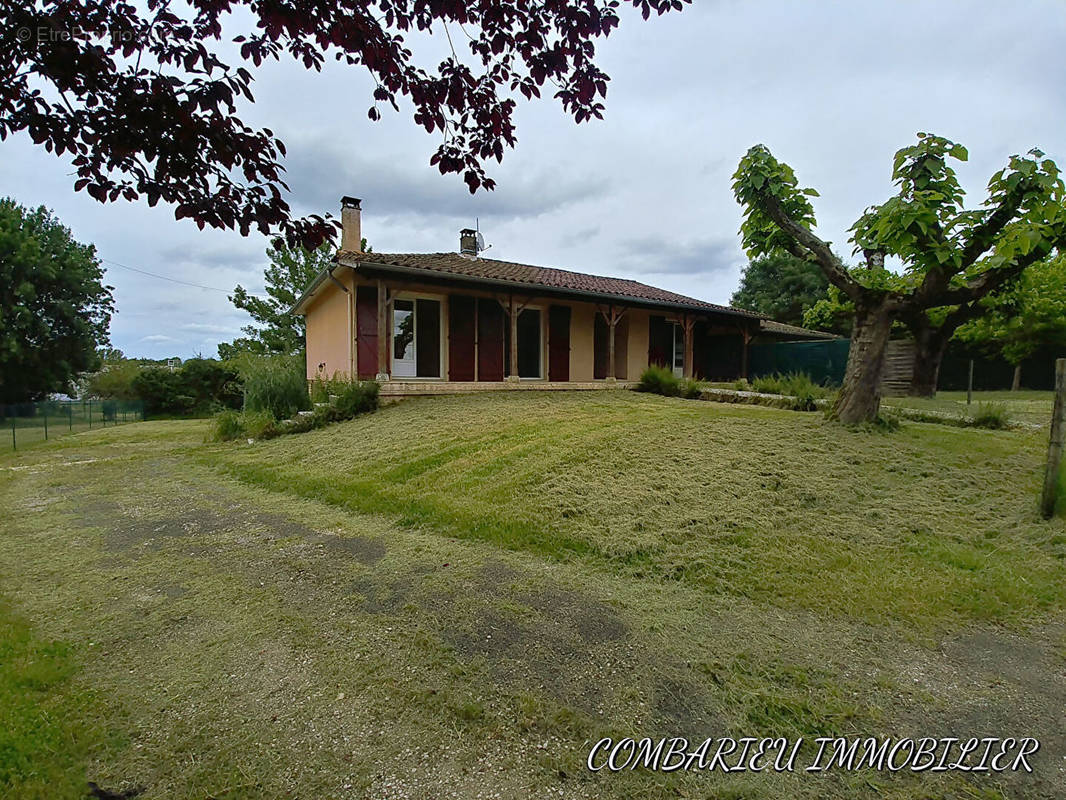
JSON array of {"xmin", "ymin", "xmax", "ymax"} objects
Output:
[{"xmin": 3, "ymin": 0, "xmax": 1064, "ymax": 359}]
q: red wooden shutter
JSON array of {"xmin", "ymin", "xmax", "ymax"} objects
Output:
[
  {"xmin": 593, "ymin": 312, "xmax": 609, "ymax": 379},
  {"xmin": 477, "ymin": 298, "xmax": 505, "ymax": 381},
  {"xmin": 448, "ymin": 295, "xmax": 476, "ymax": 381},
  {"xmin": 356, "ymin": 286, "xmax": 378, "ymax": 379},
  {"xmin": 548, "ymin": 305, "xmax": 571, "ymax": 381},
  {"xmin": 648, "ymin": 315, "xmax": 671, "ymax": 368}
]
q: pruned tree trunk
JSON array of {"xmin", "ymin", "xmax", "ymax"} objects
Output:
[
  {"xmin": 909, "ymin": 324, "xmax": 952, "ymax": 398},
  {"xmin": 831, "ymin": 301, "xmax": 895, "ymax": 423},
  {"xmin": 1012, "ymin": 363, "xmax": 1022, "ymax": 391}
]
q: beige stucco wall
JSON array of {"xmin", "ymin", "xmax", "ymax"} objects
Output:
[
  {"xmin": 568, "ymin": 302, "xmax": 597, "ymax": 381},
  {"xmin": 304, "ymin": 273, "xmax": 353, "ymax": 381},
  {"xmin": 626, "ymin": 308, "xmax": 650, "ymax": 380},
  {"xmin": 304, "ymin": 269, "xmax": 663, "ymax": 383}
]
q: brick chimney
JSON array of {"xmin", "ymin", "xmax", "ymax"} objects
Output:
[
  {"xmin": 459, "ymin": 228, "xmax": 478, "ymax": 256},
  {"xmin": 340, "ymin": 196, "xmax": 362, "ymax": 252}
]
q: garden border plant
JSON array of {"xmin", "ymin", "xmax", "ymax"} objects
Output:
[{"xmin": 212, "ymin": 368, "xmax": 379, "ymax": 442}]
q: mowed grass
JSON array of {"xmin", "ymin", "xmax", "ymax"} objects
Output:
[
  {"xmin": 1, "ymin": 395, "xmax": 1065, "ymax": 799},
  {"xmin": 208, "ymin": 391, "xmax": 1066, "ymax": 631},
  {"xmin": 882, "ymin": 389, "xmax": 1056, "ymax": 427},
  {"xmin": 0, "ymin": 598, "xmax": 126, "ymax": 800}
]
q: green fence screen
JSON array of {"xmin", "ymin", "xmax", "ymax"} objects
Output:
[{"xmin": 749, "ymin": 339, "xmax": 851, "ymax": 386}]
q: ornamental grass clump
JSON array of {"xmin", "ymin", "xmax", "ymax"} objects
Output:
[
  {"xmin": 636, "ymin": 365, "xmax": 680, "ymax": 397},
  {"xmin": 969, "ymin": 402, "xmax": 1010, "ymax": 430},
  {"xmin": 241, "ymin": 356, "xmax": 310, "ymax": 419}
]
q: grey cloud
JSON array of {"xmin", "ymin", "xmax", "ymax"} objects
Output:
[
  {"xmin": 280, "ymin": 137, "xmax": 611, "ymax": 224},
  {"xmin": 616, "ymin": 235, "xmax": 743, "ymax": 277},
  {"xmin": 157, "ymin": 243, "xmax": 263, "ymax": 274},
  {"xmin": 139, "ymin": 334, "xmax": 182, "ymax": 344},
  {"xmin": 178, "ymin": 322, "xmax": 242, "ymax": 335}
]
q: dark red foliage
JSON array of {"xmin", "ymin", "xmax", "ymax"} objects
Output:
[{"xmin": 0, "ymin": 0, "xmax": 688, "ymax": 250}]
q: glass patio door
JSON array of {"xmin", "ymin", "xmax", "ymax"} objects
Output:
[
  {"xmin": 672, "ymin": 322, "xmax": 684, "ymax": 378},
  {"xmin": 393, "ymin": 299, "xmax": 416, "ymax": 377}
]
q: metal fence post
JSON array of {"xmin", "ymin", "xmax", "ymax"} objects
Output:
[
  {"xmin": 966, "ymin": 359, "xmax": 974, "ymax": 405},
  {"xmin": 43, "ymin": 406, "xmax": 48, "ymax": 440},
  {"xmin": 68, "ymin": 403, "xmax": 73, "ymax": 431},
  {"xmin": 10, "ymin": 419, "xmax": 14, "ymax": 452},
  {"xmin": 88, "ymin": 398, "xmax": 92, "ymax": 429}
]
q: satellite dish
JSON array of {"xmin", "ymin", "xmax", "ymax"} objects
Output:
[{"xmin": 475, "ymin": 231, "xmax": 485, "ymax": 252}]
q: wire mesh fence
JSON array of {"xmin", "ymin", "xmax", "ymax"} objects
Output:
[{"xmin": 1, "ymin": 399, "xmax": 144, "ymax": 451}]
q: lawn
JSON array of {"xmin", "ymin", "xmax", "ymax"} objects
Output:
[
  {"xmin": 882, "ymin": 390, "xmax": 1055, "ymax": 428},
  {"xmin": 0, "ymin": 391, "xmax": 1064, "ymax": 799}
]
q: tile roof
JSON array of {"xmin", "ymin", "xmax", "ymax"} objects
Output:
[
  {"xmin": 758, "ymin": 319, "xmax": 840, "ymax": 340},
  {"xmin": 335, "ymin": 250, "xmax": 763, "ymax": 318}
]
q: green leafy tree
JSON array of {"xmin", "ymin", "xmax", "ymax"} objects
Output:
[
  {"xmin": 221, "ymin": 238, "xmax": 369, "ymax": 359},
  {"xmin": 956, "ymin": 254, "xmax": 1066, "ymax": 389},
  {"xmin": 86, "ymin": 361, "xmax": 142, "ymax": 403},
  {"xmin": 733, "ymin": 134, "xmax": 1066, "ymax": 422},
  {"xmin": 730, "ymin": 253, "xmax": 830, "ymax": 328},
  {"xmin": 0, "ymin": 198, "xmax": 114, "ymax": 404}
]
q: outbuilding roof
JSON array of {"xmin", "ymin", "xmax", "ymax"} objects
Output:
[{"xmin": 758, "ymin": 319, "xmax": 840, "ymax": 340}]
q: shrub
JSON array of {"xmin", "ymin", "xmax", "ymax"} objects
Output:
[
  {"xmin": 333, "ymin": 380, "xmax": 380, "ymax": 417},
  {"xmin": 122, "ymin": 360, "xmax": 241, "ymax": 417},
  {"xmin": 241, "ymin": 356, "xmax": 310, "ymax": 419},
  {"xmin": 86, "ymin": 361, "xmax": 142, "ymax": 402},
  {"xmin": 240, "ymin": 409, "xmax": 279, "ymax": 440},
  {"xmin": 678, "ymin": 377, "xmax": 705, "ymax": 400},
  {"xmin": 731, "ymin": 378, "xmax": 751, "ymax": 391},
  {"xmin": 212, "ymin": 409, "xmax": 244, "ymax": 441},
  {"xmin": 181, "ymin": 358, "xmax": 242, "ymax": 411},
  {"xmin": 970, "ymin": 403, "xmax": 1010, "ymax": 430},
  {"xmin": 309, "ymin": 376, "xmax": 332, "ymax": 404},
  {"xmin": 287, "ymin": 412, "xmax": 318, "ymax": 434},
  {"xmin": 636, "ymin": 365, "xmax": 680, "ymax": 397},
  {"xmin": 131, "ymin": 368, "xmax": 195, "ymax": 417},
  {"xmin": 213, "ymin": 377, "xmax": 380, "ymax": 444}
]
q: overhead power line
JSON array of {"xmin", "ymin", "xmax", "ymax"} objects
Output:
[{"xmin": 100, "ymin": 258, "xmax": 265, "ymax": 297}]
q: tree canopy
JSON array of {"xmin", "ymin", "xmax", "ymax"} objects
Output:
[
  {"xmin": 956, "ymin": 254, "xmax": 1066, "ymax": 367},
  {"xmin": 0, "ymin": 198, "xmax": 113, "ymax": 404},
  {"xmin": 219, "ymin": 238, "xmax": 368, "ymax": 359},
  {"xmin": 732, "ymin": 133, "xmax": 1066, "ymax": 421},
  {"xmin": 730, "ymin": 253, "xmax": 830, "ymax": 328},
  {"xmin": 2, "ymin": 0, "xmax": 688, "ymax": 250}
]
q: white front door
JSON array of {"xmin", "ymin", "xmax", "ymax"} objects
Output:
[{"xmin": 393, "ymin": 299, "xmax": 416, "ymax": 377}]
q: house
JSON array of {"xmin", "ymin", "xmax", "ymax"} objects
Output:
[{"xmin": 293, "ymin": 197, "xmax": 816, "ymax": 396}]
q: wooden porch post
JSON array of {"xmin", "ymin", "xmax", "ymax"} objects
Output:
[
  {"xmin": 508, "ymin": 294, "xmax": 520, "ymax": 381},
  {"xmin": 608, "ymin": 304, "xmax": 617, "ymax": 380},
  {"xmin": 598, "ymin": 305, "xmax": 628, "ymax": 382},
  {"xmin": 740, "ymin": 325, "xmax": 751, "ymax": 380},
  {"xmin": 376, "ymin": 279, "xmax": 389, "ymax": 380},
  {"xmin": 682, "ymin": 315, "xmax": 695, "ymax": 379}
]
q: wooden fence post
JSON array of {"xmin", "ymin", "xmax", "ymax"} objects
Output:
[{"xmin": 1040, "ymin": 358, "xmax": 1066, "ymax": 519}]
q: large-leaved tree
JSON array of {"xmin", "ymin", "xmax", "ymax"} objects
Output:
[
  {"xmin": 0, "ymin": 198, "xmax": 114, "ymax": 404},
  {"xmin": 733, "ymin": 134, "xmax": 1066, "ymax": 422},
  {"xmin": 2, "ymin": 0, "xmax": 688, "ymax": 250},
  {"xmin": 730, "ymin": 253, "xmax": 830, "ymax": 329},
  {"xmin": 956, "ymin": 254, "xmax": 1066, "ymax": 389}
]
